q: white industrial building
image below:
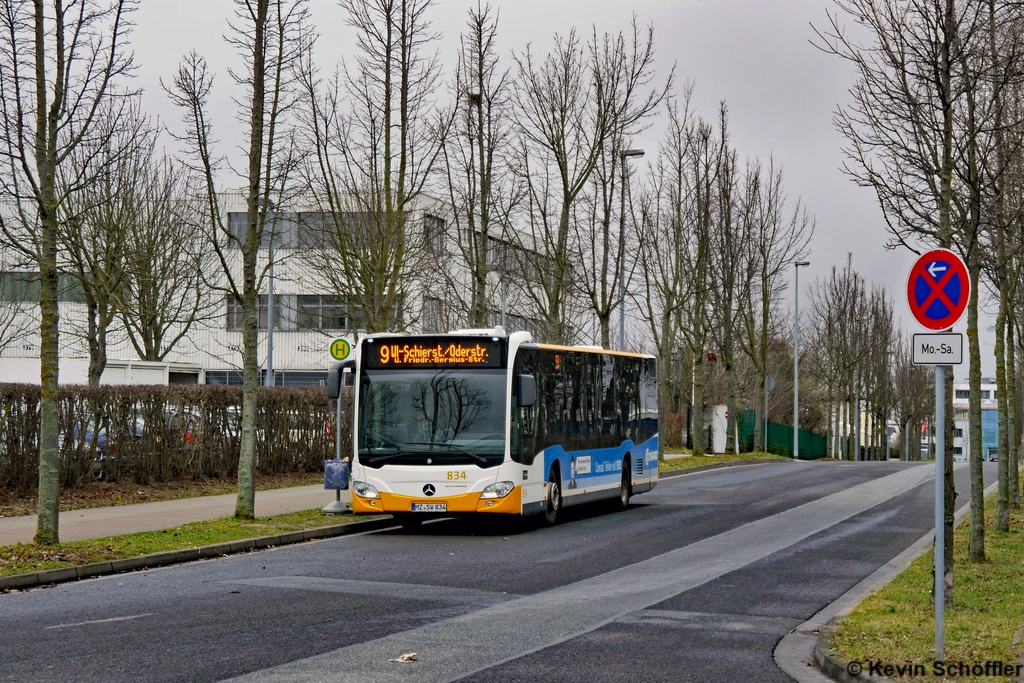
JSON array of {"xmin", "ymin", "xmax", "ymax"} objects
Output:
[{"xmin": 0, "ymin": 193, "xmax": 543, "ymax": 386}]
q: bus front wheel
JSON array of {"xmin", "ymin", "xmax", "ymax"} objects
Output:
[{"xmin": 543, "ymin": 470, "xmax": 561, "ymax": 526}]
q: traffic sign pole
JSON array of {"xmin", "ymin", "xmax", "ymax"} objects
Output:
[
  {"xmin": 934, "ymin": 365, "xmax": 945, "ymax": 662},
  {"xmin": 906, "ymin": 248, "xmax": 966, "ymax": 666}
]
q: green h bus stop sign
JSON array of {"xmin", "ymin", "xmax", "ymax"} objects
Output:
[{"xmin": 330, "ymin": 338, "xmax": 351, "ymax": 361}]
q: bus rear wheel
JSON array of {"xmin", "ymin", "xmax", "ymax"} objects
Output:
[
  {"xmin": 543, "ymin": 470, "xmax": 561, "ymax": 526},
  {"xmin": 616, "ymin": 457, "xmax": 632, "ymax": 510}
]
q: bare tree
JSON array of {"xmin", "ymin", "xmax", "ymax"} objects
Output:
[
  {"xmin": 118, "ymin": 150, "xmax": 214, "ymax": 361},
  {"xmin": 60, "ymin": 102, "xmax": 150, "ymax": 385},
  {"xmin": 636, "ymin": 88, "xmax": 696, "ymax": 457},
  {"xmin": 816, "ymin": 0, "xmax": 992, "ymax": 574},
  {"xmin": 511, "ymin": 29, "xmax": 607, "ymax": 343},
  {"xmin": 167, "ymin": 0, "xmax": 310, "ymax": 518},
  {"xmin": 892, "ymin": 332, "xmax": 934, "ymax": 461},
  {"xmin": 806, "ymin": 255, "xmax": 869, "ymax": 461},
  {"xmin": 0, "ymin": 0, "xmax": 135, "ymax": 543},
  {"xmin": 575, "ymin": 20, "xmax": 667, "ymax": 349},
  {"xmin": 438, "ymin": 2, "xmax": 516, "ymax": 329},
  {"xmin": 737, "ymin": 158, "xmax": 812, "ymax": 452},
  {"xmin": 300, "ymin": 0, "xmax": 444, "ymax": 335}
]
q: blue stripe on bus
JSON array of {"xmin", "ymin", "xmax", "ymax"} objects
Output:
[{"xmin": 541, "ymin": 434, "xmax": 659, "ymax": 488}]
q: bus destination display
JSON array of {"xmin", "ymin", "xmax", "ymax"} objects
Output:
[{"xmin": 366, "ymin": 338, "xmax": 502, "ymax": 368}]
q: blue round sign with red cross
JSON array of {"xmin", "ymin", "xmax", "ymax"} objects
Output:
[{"xmin": 906, "ymin": 248, "xmax": 970, "ymax": 331}]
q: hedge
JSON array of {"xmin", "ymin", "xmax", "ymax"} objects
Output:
[{"xmin": 0, "ymin": 384, "xmax": 353, "ymax": 491}]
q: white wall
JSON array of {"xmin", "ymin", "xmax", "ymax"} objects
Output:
[{"xmin": 0, "ymin": 358, "xmax": 90, "ymax": 384}]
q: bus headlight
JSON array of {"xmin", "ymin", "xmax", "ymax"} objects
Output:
[
  {"xmin": 480, "ymin": 481, "xmax": 515, "ymax": 499},
  {"xmin": 352, "ymin": 480, "xmax": 380, "ymax": 499}
]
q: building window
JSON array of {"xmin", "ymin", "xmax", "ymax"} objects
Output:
[
  {"xmin": 226, "ymin": 295, "xmax": 289, "ymax": 330},
  {"xmin": 953, "ymin": 447, "xmax": 963, "ymax": 455},
  {"xmin": 297, "ymin": 295, "xmax": 347, "ymax": 331},
  {"xmin": 954, "ymin": 428, "xmax": 963, "ymax": 438},
  {"xmin": 424, "ymin": 214, "xmax": 445, "ymax": 252},
  {"xmin": 421, "ymin": 297, "xmax": 444, "ymax": 333},
  {"xmin": 205, "ymin": 370, "xmax": 244, "ymax": 386},
  {"xmin": 0, "ymin": 272, "xmax": 84, "ymax": 303},
  {"xmin": 955, "ymin": 389, "xmax": 969, "ymax": 399},
  {"xmin": 226, "ymin": 296, "xmax": 244, "ymax": 330},
  {"xmin": 227, "ymin": 212, "xmax": 298, "ymax": 248},
  {"xmin": 981, "ymin": 390, "xmax": 992, "ymax": 399}
]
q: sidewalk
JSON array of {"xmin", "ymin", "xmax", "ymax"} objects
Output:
[{"xmin": 0, "ymin": 485, "xmax": 353, "ymax": 546}]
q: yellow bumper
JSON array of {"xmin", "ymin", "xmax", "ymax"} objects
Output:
[{"xmin": 351, "ymin": 487, "xmax": 522, "ymax": 515}]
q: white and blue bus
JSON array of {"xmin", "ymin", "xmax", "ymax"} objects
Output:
[{"xmin": 329, "ymin": 329, "xmax": 659, "ymax": 528}]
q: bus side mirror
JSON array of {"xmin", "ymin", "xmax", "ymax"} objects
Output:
[
  {"xmin": 518, "ymin": 374, "xmax": 536, "ymax": 407},
  {"xmin": 327, "ymin": 363, "xmax": 343, "ymax": 399},
  {"xmin": 343, "ymin": 360, "xmax": 356, "ymax": 385}
]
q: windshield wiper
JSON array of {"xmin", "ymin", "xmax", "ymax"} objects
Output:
[
  {"xmin": 402, "ymin": 441, "xmax": 490, "ymax": 465},
  {"xmin": 360, "ymin": 451, "xmax": 409, "ymax": 464}
]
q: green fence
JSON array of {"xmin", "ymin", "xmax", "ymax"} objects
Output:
[{"xmin": 739, "ymin": 409, "xmax": 827, "ymax": 459}]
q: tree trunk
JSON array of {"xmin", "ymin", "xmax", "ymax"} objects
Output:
[
  {"xmin": 995, "ymin": 287, "xmax": 1009, "ymax": 532},
  {"xmin": 692, "ymin": 355, "xmax": 705, "ymax": 456},
  {"xmin": 967, "ymin": 262, "xmax": 985, "ymax": 561},
  {"xmin": 1008, "ymin": 304, "xmax": 1019, "ymax": 508},
  {"xmin": 235, "ymin": 0, "xmax": 270, "ymax": 520},
  {"xmin": 36, "ymin": 207, "xmax": 61, "ymax": 545},
  {"xmin": 34, "ymin": 0, "xmax": 61, "ymax": 544}
]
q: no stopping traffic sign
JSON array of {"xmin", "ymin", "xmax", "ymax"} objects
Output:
[{"xmin": 906, "ymin": 248, "xmax": 970, "ymax": 331}]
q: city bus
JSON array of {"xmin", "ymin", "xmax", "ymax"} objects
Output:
[{"xmin": 328, "ymin": 329, "xmax": 659, "ymax": 528}]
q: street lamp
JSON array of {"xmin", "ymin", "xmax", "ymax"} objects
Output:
[
  {"xmin": 793, "ymin": 260, "xmax": 810, "ymax": 459},
  {"xmin": 619, "ymin": 148, "xmax": 644, "ymax": 351}
]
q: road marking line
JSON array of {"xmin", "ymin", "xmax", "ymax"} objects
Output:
[
  {"xmin": 45, "ymin": 613, "xmax": 154, "ymax": 630},
  {"xmin": 220, "ymin": 464, "xmax": 934, "ymax": 683},
  {"xmin": 221, "ymin": 576, "xmax": 515, "ymax": 605}
]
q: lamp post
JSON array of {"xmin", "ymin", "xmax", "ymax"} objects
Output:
[
  {"xmin": 619, "ymin": 148, "xmax": 644, "ymax": 351},
  {"xmin": 264, "ymin": 200, "xmax": 277, "ymax": 388},
  {"xmin": 793, "ymin": 260, "xmax": 810, "ymax": 459}
]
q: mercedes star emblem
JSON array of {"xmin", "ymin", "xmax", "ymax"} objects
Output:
[{"xmin": 422, "ymin": 484, "xmax": 435, "ymax": 496}]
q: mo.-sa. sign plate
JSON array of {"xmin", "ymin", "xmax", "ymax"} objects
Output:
[{"xmin": 912, "ymin": 333, "xmax": 963, "ymax": 365}]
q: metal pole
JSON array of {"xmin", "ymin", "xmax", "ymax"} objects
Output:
[
  {"xmin": 334, "ymin": 391, "xmax": 343, "ymax": 507},
  {"xmin": 793, "ymin": 264, "xmax": 800, "ymax": 460},
  {"xmin": 935, "ymin": 364, "xmax": 945, "ymax": 662},
  {"xmin": 501, "ymin": 274, "xmax": 507, "ymax": 331},
  {"xmin": 267, "ymin": 230, "xmax": 274, "ymax": 387},
  {"xmin": 853, "ymin": 379, "xmax": 858, "ymax": 460},
  {"xmin": 618, "ymin": 156, "xmax": 628, "ymax": 352}
]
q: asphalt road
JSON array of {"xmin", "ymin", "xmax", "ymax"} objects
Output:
[{"xmin": 0, "ymin": 460, "xmax": 996, "ymax": 683}]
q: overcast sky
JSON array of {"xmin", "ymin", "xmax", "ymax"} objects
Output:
[{"xmin": 132, "ymin": 0, "xmax": 995, "ymax": 378}]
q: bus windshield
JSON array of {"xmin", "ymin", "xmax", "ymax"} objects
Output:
[{"xmin": 358, "ymin": 368, "xmax": 507, "ymax": 468}]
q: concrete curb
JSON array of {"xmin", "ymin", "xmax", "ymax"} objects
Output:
[
  {"xmin": 0, "ymin": 516, "xmax": 396, "ymax": 593},
  {"xmin": 774, "ymin": 475, "xmax": 1000, "ymax": 683}
]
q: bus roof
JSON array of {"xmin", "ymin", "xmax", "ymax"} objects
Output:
[{"xmin": 529, "ymin": 343, "xmax": 654, "ymax": 360}]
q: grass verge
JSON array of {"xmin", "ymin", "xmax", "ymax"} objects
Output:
[
  {"xmin": 829, "ymin": 492, "xmax": 1024, "ymax": 681},
  {"xmin": 0, "ymin": 471, "xmax": 325, "ymax": 518},
  {"xmin": 660, "ymin": 451, "xmax": 791, "ymax": 473},
  {"xmin": 0, "ymin": 509, "xmax": 384, "ymax": 578}
]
